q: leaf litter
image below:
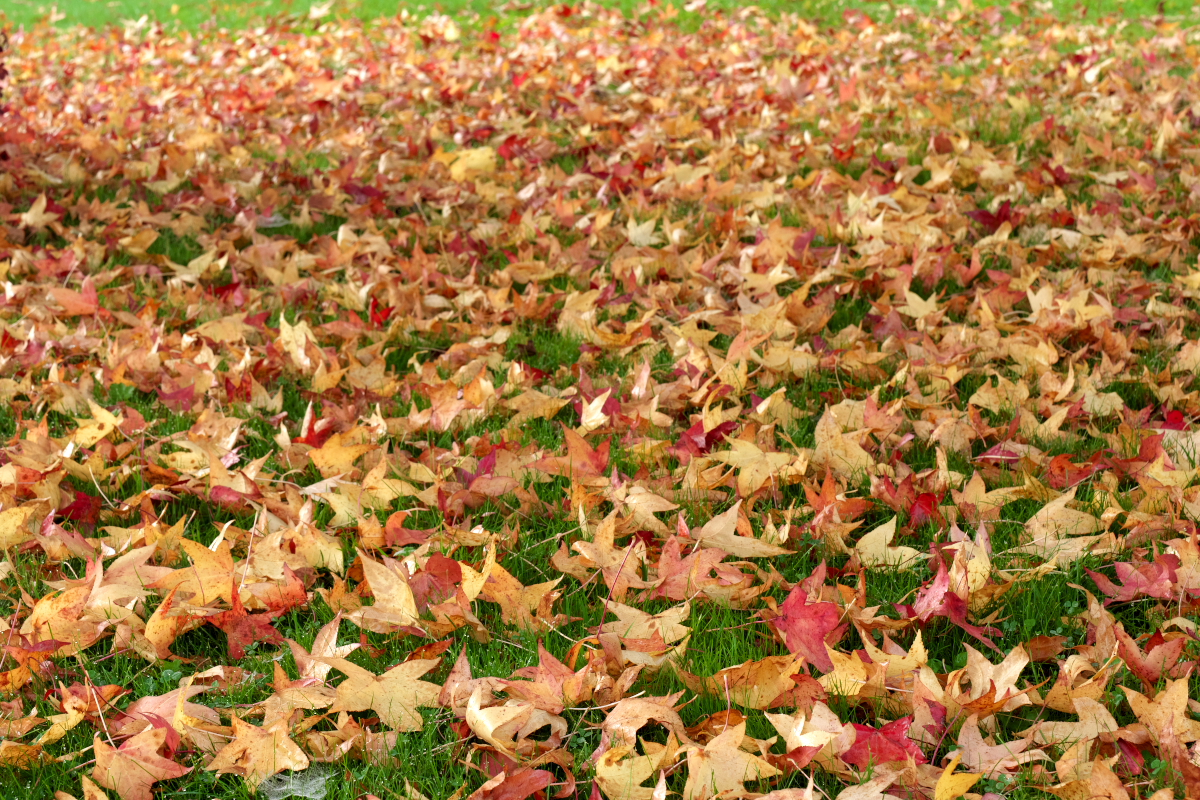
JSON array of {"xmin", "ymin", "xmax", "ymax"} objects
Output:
[{"xmin": 0, "ymin": 2, "xmax": 1199, "ymax": 799}]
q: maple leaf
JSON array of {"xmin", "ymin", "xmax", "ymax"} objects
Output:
[
  {"xmin": 770, "ymin": 583, "xmax": 846, "ymax": 673},
  {"xmin": 808, "ymin": 472, "xmax": 872, "ymax": 519},
  {"xmin": 678, "ymin": 655, "xmax": 823, "ymax": 711},
  {"xmin": 207, "ymin": 584, "xmax": 285, "ymax": 659},
  {"xmin": 308, "ymin": 428, "xmax": 378, "ymax": 479},
  {"xmin": 966, "ymin": 200, "xmax": 1023, "ymax": 234},
  {"xmin": 692, "ymin": 501, "xmax": 790, "ymax": 559},
  {"xmin": 1086, "ymin": 558, "xmax": 1175, "ymax": 604},
  {"xmin": 150, "ymin": 539, "xmax": 239, "ymax": 606},
  {"xmin": 114, "ymin": 683, "xmax": 221, "ymax": 743},
  {"xmin": 0, "ymin": 504, "xmax": 51, "ymax": 551},
  {"xmin": 140, "ymin": 587, "xmax": 195, "ymax": 661},
  {"xmin": 951, "ymin": 472, "xmax": 1018, "ymax": 522},
  {"xmin": 649, "ymin": 536, "xmax": 732, "ymax": 603},
  {"xmin": 710, "ymin": 439, "xmax": 798, "ymax": 497},
  {"xmin": 765, "ymin": 706, "xmax": 842, "ymax": 773},
  {"xmin": 556, "ymin": 512, "xmax": 653, "ymax": 600},
  {"xmin": 609, "ymin": 484, "xmax": 678, "ymax": 536},
  {"xmin": 478, "ymin": 561, "xmax": 563, "ymax": 631},
  {"xmin": 315, "ymin": 656, "xmax": 441, "ymax": 731},
  {"xmin": 72, "ymin": 401, "xmax": 123, "ymax": 448},
  {"xmin": 441, "ymin": 146, "xmax": 496, "ymax": 182},
  {"xmin": 0, "ymin": 740, "xmax": 50, "ymax": 769},
  {"xmin": 73, "ymin": 777, "xmax": 111, "ymax": 800},
  {"xmin": 346, "ymin": 550, "xmax": 422, "ymax": 634},
  {"xmin": 1122, "ymin": 678, "xmax": 1200, "ymax": 744},
  {"xmin": 466, "ymin": 768, "xmax": 554, "ymax": 800},
  {"xmin": 533, "ymin": 426, "xmax": 611, "ymax": 484},
  {"xmin": 595, "ymin": 741, "xmax": 678, "ymax": 800},
  {"xmin": 596, "ymin": 601, "xmax": 690, "ymax": 646},
  {"xmin": 841, "ymin": 717, "xmax": 926, "ymax": 769},
  {"xmin": 827, "ymin": 771, "xmax": 900, "ymax": 800},
  {"xmin": 944, "ymin": 643, "xmax": 1033, "ymax": 718},
  {"xmin": 1114, "ymin": 623, "xmax": 1188, "ymax": 690},
  {"xmin": 38, "ymin": 682, "xmax": 128, "ymax": 745},
  {"xmin": 681, "ymin": 722, "xmax": 780, "ymax": 800},
  {"xmin": 1161, "ymin": 713, "xmax": 1200, "ymax": 799},
  {"xmin": 671, "ymin": 420, "xmax": 738, "ymax": 462},
  {"xmin": 439, "ymin": 646, "xmax": 508, "ymax": 718},
  {"xmin": 592, "ymin": 695, "xmax": 693, "ymax": 761},
  {"xmin": 907, "ymin": 554, "xmax": 1001, "ymax": 650},
  {"xmin": 853, "ymin": 516, "xmax": 925, "ymax": 568},
  {"xmin": 92, "ymin": 728, "xmax": 191, "ymax": 800},
  {"xmin": 859, "ymin": 630, "xmax": 928, "ymax": 678},
  {"xmin": 626, "ymin": 218, "xmax": 663, "ymax": 248},
  {"xmin": 465, "ymin": 686, "xmax": 568, "ymax": 757},
  {"xmin": 952, "ymin": 713, "xmax": 1048, "ymax": 776},
  {"xmin": 286, "ymin": 613, "xmax": 359, "ymax": 682},
  {"xmin": 207, "ymin": 715, "xmax": 310, "ymax": 788},
  {"xmin": 812, "ymin": 409, "xmax": 875, "ymax": 483},
  {"xmin": 19, "ymin": 194, "xmax": 60, "ymax": 230},
  {"xmin": 1042, "ymin": 759, "xmax": 1130, "ymax": 800},
  {"xmin": 933, "ymin": 753, "xmax": 981, "ymax": 800},
  {"xmin": 1022, "ymin": 697, "xmax": 1120, "ymax": 747},
  {"xmin": 1017, "ymin": 487, "xmax": 1104, "ymax": 558},
  {"xmin": 504, "ymin": 641, "xmax": 596, "ymax": 714}
]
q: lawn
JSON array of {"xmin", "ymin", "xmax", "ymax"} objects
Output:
[
  {"xmin": 1, "ymin": 1, "xmax": 1200, "ymax": 800},
  {"xmin": 2, "ymin": 0, "xmax": 1196, "ymax": 30}
]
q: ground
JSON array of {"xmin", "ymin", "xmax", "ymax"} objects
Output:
[
  {"xmin": 0, "ymin": 0, "xmax": 1190, "ymax": 33},
  {"xmin": 0, "ymin": 2, "xmax": 1199, "ymax": 800}
]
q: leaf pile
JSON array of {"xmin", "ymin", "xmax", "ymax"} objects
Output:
[{"xmin": 2, "ymin": 3, "xmax": 1200, "ymax": 799}]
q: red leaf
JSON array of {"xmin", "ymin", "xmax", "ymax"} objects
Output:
[
  {"xmin": 1086, "ymin": 557, "xmax": 1176, "ymax": 605},
  {"xmin": 60, "ymin": 491, "xmax": 102, "ymax": 526},
  {"xmin": 910, "ymin": 555, "xmax": 1000, "ymax": 650},
  {"xmin": 966, "ymin": 200, "xmax": 1024, "ymax": 233},
  {"xmin": 369, "ymin": 297, "xmax": 394, "ymax": 327},
  {"xmin": 1114, "ymin": 622, "xmax": 1188, "ymax": 690},
  {"xmin": 842, "ymin": 717, "xmax": 927, "ymax": 769},
  {"xmin": 207, "ymin": 584, "xmax": 285, "ymax": 660},
  {"xmin": 772, "ymin": 585, "xmax": 845, "ymax": 673},
  {"xmin": 476, "ymin": 769, "xmax": 553, "ymax": 800},
  {"xmin": 669, "ymin": 419, "xmax": 737, "ymax": 462},
  {"xmin": 1045, "ymin": 453, "xmax": 1104, "ymax": 489},
  {"xmin": 385, "ymin": 509, "xmax": 432, "ymax": 548},
  {"xmin": 908, "ymin": 492, "xmax": 942, "ymax": 528},
  {"xmin": 157, "ymin": 383, "xmax": 195, "ymax": 413}
]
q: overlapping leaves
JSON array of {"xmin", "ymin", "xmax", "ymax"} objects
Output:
[{"xmin": 0, "ymin": 2, "xmax": 1199, "ymax": 800}]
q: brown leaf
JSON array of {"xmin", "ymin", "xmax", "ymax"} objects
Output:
[
  {"xmin": 206, "ymin": 716, "xmax": 309, "ymax": 788},
  {"xmin": 315, "ymin": 655, "xmax": 441, "ymax": 731},
  {"xmin": 93, "ymin": 728, "xmax": 191, "ymax": 800}
]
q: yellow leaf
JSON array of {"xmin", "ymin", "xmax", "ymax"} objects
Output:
[
  {"xmin": 682, "ymin": 722, "xmax": 780, "ymax": 800},
  {"xmin": 19, "ymin": 195, "xmax": 59, "ymax": 230},
  {"xmin": 206, "ymin": 717, "xmax": 308, "ymax": 788},
  {"xmin": 935, "ymin": 753, "xmax": 981, "ymax": 800},
  {"xmin": 626, "ymin": 217, "xmax": 662, "ymax": 247},
  {"xmin": 459, "ymin": 538, "xmax": 496, "ymax": 602},
  {"xmin": 308, "ymin": 429, "xmax": 377, "ymax": 478},
  {"xmin": 0, "ymin": 505, "xmax": 44, "ymax": 550},
  {"xmin": 318, "ymin": 656, "xmax": 441, "ymax": 731},
  {"xmin": 73, "ymin": 401, "xmax": 123, "ymax": 447},
  {"xmin": 446, "ymin": 147, "xmax": 496, "ymax": 182},
  {"xmin": 854, "ymin": 516, "xmax": 925, "ymax": 568}
]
